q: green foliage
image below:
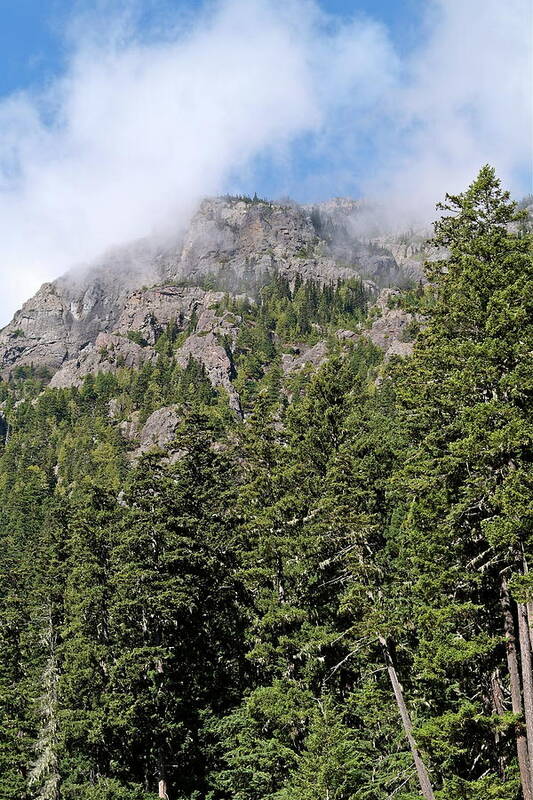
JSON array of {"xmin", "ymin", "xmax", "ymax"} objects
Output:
[
  {"xmin": 0, "ymin": 167, "xmax": 530, "ymax": 799},
  {"xmin": 227, "ymin": 274, "xmax": 369, "ymax": 414},
  {"xmin": 275, "ymin": 699, "xmax": 371, "ymax": 800},
  {"xmin": 64, "ymin": 778, "xmax": 157, "ymax": 799},
  {"xmin": 221, "ymin": 192, "xmax": 272, "ymax": 205}
]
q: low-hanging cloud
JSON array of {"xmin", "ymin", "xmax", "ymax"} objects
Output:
[
  {"xmin": 0, "ymin": 0, "xmax": 530, "ymax": 324},
  {"xmin": 361, "ymin": 0, "xmax": 532, "ymax": 221}
]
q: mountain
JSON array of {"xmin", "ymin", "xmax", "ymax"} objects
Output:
[{"xmin": 0, "ymin": 196, "xmax": 423, "ymax": 385}]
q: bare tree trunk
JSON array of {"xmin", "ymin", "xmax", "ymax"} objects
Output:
[
  {"xmin": 155, "ymin": 655, "xmax": 169, "ymax": 799},
  {"xmin": 491, "ymin": 669, "xmax": 506, "ymax": 777},
  {"xmin": 276, "ymin": 553, "xmax": 285, "ymax": 604},
  {"xmin": 518, "ymin": 599, "xmax": 533, "ymax": 791},
  {"xmin": 522, "ymin": 548, "xmax": 533, "ymax": 635},
  {"xmin": 378, "ymin": 635, "xmax": 435, "ymax": 800},
  {"xmin": 29, "ymin": 606, "xmax": 61, "ymax": 800},
  {"xmin": 157, "ymin": 743, "xmax": 169, "ymax": 799},
  {"xmin": 501, "ymin": 576, "xmax": 532, "ymax": 800}
]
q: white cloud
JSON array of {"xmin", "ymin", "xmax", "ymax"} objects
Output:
[
  {"xmin": 360, "ymin": 0, "xmax": 532, "ymax": 222},
  {"xmin": 0, "ymin": 0, "xmax": 530, "ymax": 324}
]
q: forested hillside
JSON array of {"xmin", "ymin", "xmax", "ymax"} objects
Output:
[{"xmin": 0, "ymin": 167, "xmax": 531, "ymax": 799}]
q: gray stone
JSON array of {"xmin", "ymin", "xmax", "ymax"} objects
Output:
[
  {"xmin": 119, "ymin": 411, "xmax": 142, "ymax": 441},
  {"xmin": 139, "ymin": 405, "xmax": 182, "ymax": 451},
  {"xmin": 175, "ymin": 333, "xmax": 240, "ymax": 414},
  {"xmin": 363, "ymin": 289, "xmax": 415, "ymax": 358},
  {"xmin": 127, "ymin": 406, "xmax": 183, "ymax": 464},
  {"xmin": 49, "ymin": 332, "xmax": 156, "ymax": 388},
  {"xmin": 0, "ymin": 196, "xmax": 425, "ymax": 384},
  {"xmin": 114, "ymin": 286, "xmax": 227, "ymax": 344},
  {"xmin": 281, "ymin": 341, "xmax": 329, "ymax": 375}
]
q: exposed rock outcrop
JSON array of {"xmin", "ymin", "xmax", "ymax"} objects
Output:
[
  {"xmin": 175, "ymin": 307, "xmax": 241, "ymax": 413},
  {"xmin": 0, "ymin": 192, "xmax": 427, "ymax": 421},
  {"xmin": 281, "ymin": 341, "xmax": 329, "ymax": 375},
  {"xmin": 1, "ymin": 196, "xmax": 425, "ymax": 380},
  {"xmin": 3, "ymin": 270, "xmax": 415, "ymax": 420},
  {"xmin": 48, "ymin": 285, "xmax": 243, "ymax": 404},
  {"xmin": 364, "ymin": 289, "xmax": 415, "ymax": 358},
  {"xmin": 306, "ymin": 198, "xmax": 432, "ymax": 285},
  {"xmin": 113, "ymin": 286, "xmax": 227, "ymax": 344},
  {"xmin": 279, "ymin": 288, "xmax": 415, "ymax": 378},
  {"xmin": 119, "ymin": 411, "xmax": 142, "ymax": 441},
  {"xmin": 0, "ymin": 283, "xmax": 73, "ymax": 375},
  {"xmin": 127, "ymin": 405, "xmax": 183, "ymax": 463},
  {"xmin": 164, "ymin": 197, "xmax": 357, "ymax": 289},
  {"xmin": 49, "ymin": 332, "xmax": 156, "ymax": 388},
  {"xmin": 0, "ymin": 239, "xmax": 162, "ymax": 377}
]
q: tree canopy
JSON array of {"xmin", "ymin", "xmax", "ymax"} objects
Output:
[{"xmin": 0, "ymin": 166, "xmax": 531, "ymax": 799}]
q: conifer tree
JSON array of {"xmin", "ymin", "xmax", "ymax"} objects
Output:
[
  {"xmin": 390, "ymin": 165, "xmax": 532, "ymax": 797},
  {"xmin": 0, "ymin": 169, "xmax": 529, "ymax": 800},
  {"xmin": 106, "ymin": 418, "xmax": 243, "ymax": 798}
]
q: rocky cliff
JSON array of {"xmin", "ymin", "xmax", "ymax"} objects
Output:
[{"xmin": 0, "ymin": 195, "xmax": 422, "ymax": 396}]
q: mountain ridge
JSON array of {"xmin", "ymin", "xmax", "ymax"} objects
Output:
[{"xmin": 0, "ymin": 195, "xmax": 425, "ymax": 385}]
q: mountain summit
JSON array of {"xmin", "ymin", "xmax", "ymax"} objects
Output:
[{"xmin": 0, "ymin": 195, "xmax": 424, "ymax": 392}]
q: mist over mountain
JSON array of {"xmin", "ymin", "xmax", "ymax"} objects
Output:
[
  {"xmin": 0, "ymin": 0, "xmax": 529, "ymax": 324},
  {"xmin": 0, "ymin": 194, "xmax": 426, "ymax": 389}
]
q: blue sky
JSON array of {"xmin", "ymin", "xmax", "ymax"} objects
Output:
[
  {"xmin": 0, "ymin": 0, "xmax": 530, "ymax": 323},
  {"xmin": 0, "ymin": 1, "xmax": 422, "ymax": 97},
  {"xmin": 0, "ymin": 0, "xmax": 431, "ymax": 219}
]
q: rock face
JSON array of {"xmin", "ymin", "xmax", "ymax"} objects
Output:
[
  {"xmin": 0, "ymin": 239, "xmax": 162, "ymax": 377},
  {"xmin": 49, "ymin": 332, "xmax": 156, "ymax": 389},
  {"xmin": 117, "ymin": 406, "xmax": 184, "ymax": 464},
  {"xmin": 279, "ymin": 290, "xmax": 415, "ymax": 378},
  {"xmin": 164, "ymin": 198, "xmax": 355, "ymax": 288},
  {"xmin": 128, "ymin": 406, "xmax": 183, "ymax": 463},
  {"xmin": 0, "ymin": 283, "xmax": 72, "ymax": 375},
  {"xmin": 113, "ymin": 286, "xmax": 226, "ymax": 344},
  {"xmin": 175, "ymin": 307, "xmax": 241, "ymax": 413},
  {"xmin": 281, "ymin": 341, "xmax": 329, "ymax": 375},
  {"xmin": 0, "ymin": 196, "xmax": 422, "ymax": 393},
  {"xmin": 49, "ymin": 286, "xmax": 239, "ymax": 401},
  {"xmin": 364, "ymin": 289, "xmax": 415, "ymax": 358},
  {"xmin": 306, "ymin": 198, "xmax": 431, "ymax": 285}
]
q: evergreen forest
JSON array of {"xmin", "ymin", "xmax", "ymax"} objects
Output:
[{"xmin": 0, "ymin": 167, "xmax": 532, "ymax": 800}]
